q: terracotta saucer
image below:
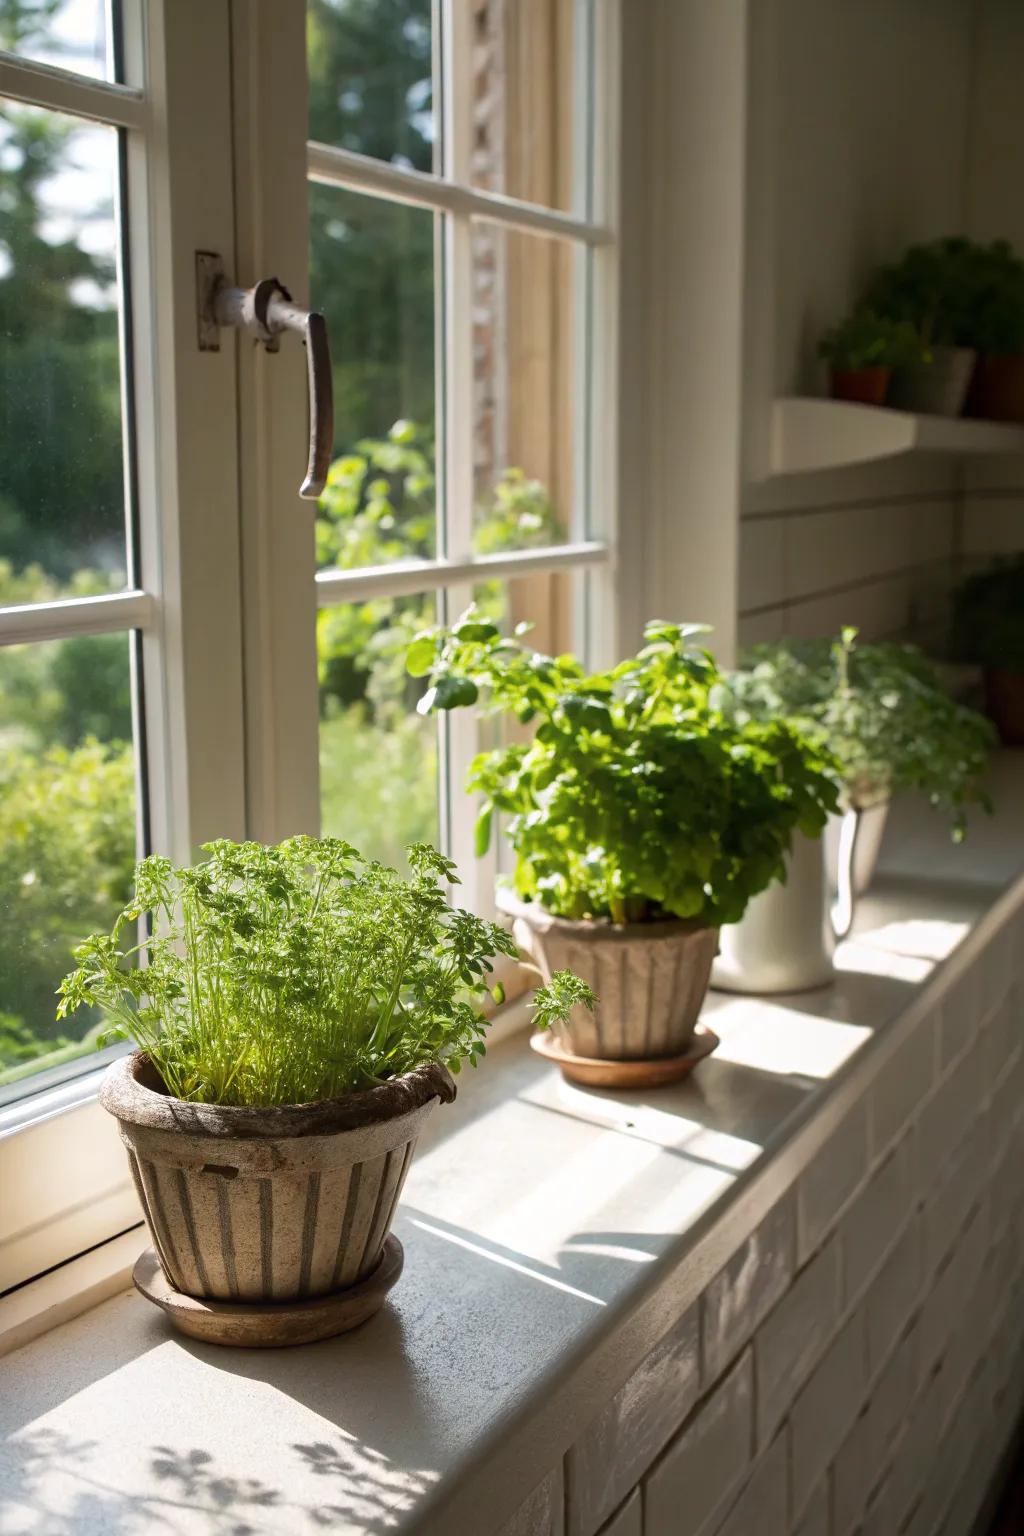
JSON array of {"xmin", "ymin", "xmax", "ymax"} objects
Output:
[
  {"xmin": 529, "ymin": 1023, "xmax": 720, "ymax": 1088},
  {"xmin": 133, "ymin": 1234, "xmax": 403, "ymax": 1348}
]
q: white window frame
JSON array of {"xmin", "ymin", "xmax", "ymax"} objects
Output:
[
  {"xmin": 0, "ymin": 0, "xmax": 620, "ymax": 1317},
  {"xmin": 0, "ymin": 0, "xmax": 250, "ymax": 1298}
]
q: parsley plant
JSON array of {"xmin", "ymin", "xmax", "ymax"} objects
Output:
[{"xmin": 57, "ymin": 837, "xmax": 590, "ymax": 1105}]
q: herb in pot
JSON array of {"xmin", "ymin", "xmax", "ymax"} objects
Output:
[
  {"xmin": 723, "ymin": 628, "xmax": 995, "ymax": 837},
  {"xmin": 407, "ymin": 615, "xmax": 838, "ymax": 1073},
  {"xmin": 59, "ymin": 836, "xmax": 591, "ymax": 1107},
  {"xmin": 73, "ymin": 836, "xmax": 592, "ymax": 1339},
  {"xmin": 951, "ymin": 554, "xmax": 1024, "ymax": 743},
  {"xmin": 818, "ymin": 309, "xmax": 927, "ymax": 405}
]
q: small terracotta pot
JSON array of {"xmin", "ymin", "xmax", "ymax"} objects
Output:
[
  {"xmin": 983, "ymin": 668, "xmax": 1024, "ymax": 745},
  {"xmin": 830, "ymin": 366, "xmax": 890, "ymax": 407},
  {"xmin": 101, "ymin": 1052, "xmax": 453, "ymax": 1305},
  {"xmin": 498, "ymin": 889, "xmax": 717, "ymax": 1061},
  {"xmin": 966, "ymin": 356, "xmax": 1024, "ymax": 424}
]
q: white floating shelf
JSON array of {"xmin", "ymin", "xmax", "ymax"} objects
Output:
[{"xmin": 771, "ymin": 396, "xmax": 1024, "ymax": 476}]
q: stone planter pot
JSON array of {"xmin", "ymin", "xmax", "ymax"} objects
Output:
[
  {"xmin": 712, "ymin": 833, "xmax": 834, "ymax": 995},
  {"xmin": 101, "ymin": 1052, "xmax": 454, "ymax": 1343},
  {"xmin": 887, "ymin": 345, "xmax": 976, "ymax": 417},
  {"xmin": 498, "ymin": 889, "xmax": 717, "ymax": 1061}
]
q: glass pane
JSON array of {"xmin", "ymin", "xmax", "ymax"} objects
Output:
[
  {"xmin": 1, "ymin": 0, "xmax": 113, "ymax": 82},
  {"xmin": 472, "ymin": 572, "xmax": 580, "ymax": 882},
  {"xmin": 307, "ymin": 0, "xmax": 435, "ymax": 172},
  {"xmin": 0, "ymin": 631, "xmax": 137, "ymax": 1090},
  {"xmin": 311, "ymin": 186, "xmax": 438, "ymax": 569},
  {"xmin": 470, "ymin": 0, "xmax": 584, "ymax": 214},
  {"xmin": 472, "ymin": 223, "xmax": 578, "ymax": 555},
  {"xmin": 319, "ymin": 592, "xmax": 439, "ymax": 865},
  {"xmin": 0, "ymin": 101, "xmax": 128, "ymax": 599}
]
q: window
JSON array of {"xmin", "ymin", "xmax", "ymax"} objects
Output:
[{"xmin": 0, "ymin": 0, "xmax": 617, "ymax": 1297}]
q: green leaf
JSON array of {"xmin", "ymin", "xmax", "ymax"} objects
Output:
[
  {"xmin": 474, "ymin": 802, "xmax": 494, "ymax": 857},
  {"xmin": 406, "ymin": 636, "xmax": 437, "ymax": 677},
  {"xmin": 417, "ymin": 674, "xmax": 479, "ymax": 713}
]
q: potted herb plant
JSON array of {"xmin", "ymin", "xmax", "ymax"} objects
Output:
[
  {"xmin": 817, "ymin": 309, "xmax": 927, "ymax": 407},
  {"xmin": 951, "ymin": 554, "xmax": 1024, "ymax": 743},
  {"xmin": 408, "ymin": 615, "xmax": 837, "ymax": 1083},
  {"xmin": 865, "ymin": 238, "xmax": 980, "ymax": 416},
  {"xmin": 60, "ymin": 836, "xmax": 588, "ymax": 1346},
  {"xmin": 964, "ymin": 241, "xmax": 1024, "ymax": 423},
  {"xmin": 725, "ymin": 629, "xmax": 995, "ymax": 932}
]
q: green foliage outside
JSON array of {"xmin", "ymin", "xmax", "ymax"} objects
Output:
[
  {"xmin": 411, "ymin": 615, "xmax": 839, "ymax": 927},
  {"xmin": 724, "ymin": 628, "xmax": 995, "ymax": 835},
  {"xmin": 950, "ymin": 554, "xmax": 1024, "ymax": 672},
  {"xmin": 59, "ymin": 837, "xmax": 591, "ymax": 1106}
]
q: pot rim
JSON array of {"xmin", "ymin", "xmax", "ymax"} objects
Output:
[
  {"xmin": 99, "ymin": 1051, "xmax": 455, "ymax": 1140},
  {"xmin": 496, "ymin": 886, "xmax": 716, "ymax": 942}
]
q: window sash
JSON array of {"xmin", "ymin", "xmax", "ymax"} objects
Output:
[{"xmin": 0, "ymin": 0, "xmax": 621, "ymax": 1297}]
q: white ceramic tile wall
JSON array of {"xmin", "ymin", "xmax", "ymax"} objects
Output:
[
  {"xmin": 736, "ymin": 491, "xmax": 959, "ymax": 649},
  {"xmin": 519, "ymin": 919, "xmax": 1024, "ymax": 1536}
]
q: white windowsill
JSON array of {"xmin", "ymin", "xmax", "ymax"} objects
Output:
[{"xmin": 2, "ymin": 756, "xmax": 1023, "ymax": 1535}]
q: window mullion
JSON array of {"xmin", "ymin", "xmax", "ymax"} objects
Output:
[{"xmin": 439, "ymin": 0, "xmax": 492, "ymax": 903}]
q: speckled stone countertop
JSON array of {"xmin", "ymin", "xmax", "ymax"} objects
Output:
[{"xmin": 3, "ymin": 759, "xmax": 1023, "ymax": 1536}]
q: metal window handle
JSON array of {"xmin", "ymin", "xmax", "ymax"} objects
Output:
[{"xmin": 196, "ymin": 253, "xmax": 334, "ymax": 500}]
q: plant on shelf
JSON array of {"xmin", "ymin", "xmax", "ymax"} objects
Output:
[
  {"xmin": 864, "ymin": 237, "xmax": 1024, "ymax": 417},
  {"xmin": 61, "ymin": 836, "xmax": 590, "ymax": 1344},
  {"xmin": 724, "ymin": 627, "xmax": 994, "ymax": 880},
  {"xmin": 963, "ymin": 242, "xmax": 1024, "ymax": 423},
  {"xmin": 951, "ymin": 554, "xmax": 1024, "ymax": 744},
  {"xmin": 817, "ymin": 309, "xmax": 927, "ymax": 407},
  {"xmin": 409, "ymin": 614, "xmax": 838, "ymax": 1080}
]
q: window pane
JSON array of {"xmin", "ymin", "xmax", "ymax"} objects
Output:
[
  {"xmin": 307, "ymin": 0, "xmax": 435, "ymax": 172},
  {"xmin": 1, "ymin": 0, "xmax": 114, "ymax": 82},
  {"xmin": 311, "ymin": 186, "xmax": 438, "ymax": 569},
  {"xmin": 0, "ymin": 632, "xmax": 137, "ymax": 1091},
  {"xmin": 472, "ymin": 223, "xmax": 579, "ymax": 555},
  {"xmin": 472, "ymin": 572, "xmax": 580, "ymax": 881},
  {"xmin": 319, "ymin": 592, "xmax": 439, "ymax": 864},
  {"xmin": 470, "ymin": 0, "xmax": 585, "ymax": 215},
  {"xmin": 0, "ymin": 101, "xmax": 129, "ymax": 599}
]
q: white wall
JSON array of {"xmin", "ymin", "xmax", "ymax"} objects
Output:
[{"xmin": 738, "ymin": 0, "xmax": 977, "ymax": 651}]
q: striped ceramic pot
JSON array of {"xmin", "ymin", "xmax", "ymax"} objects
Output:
[
  {"xmin": 101, "ymin": 1052, "xmax": 454, "ymax": 1304},
  {"xmin": 499, "ymin": 891, "xmax": 718, "ymax": 1060}
]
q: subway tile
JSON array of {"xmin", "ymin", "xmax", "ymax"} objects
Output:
[
  {"xmin": 754, "ymin": 1238, "xmax": 840, "ymax": 1447},
  {"xmin": 701, "ymin": 1195, "xmax": 794, "ymax": 1387},
  {"xmin": 497, "ymin": 1464, "xmax": 563, "ymax": 1536},
  {"xmin": 643, "ymin": 1352, "xmax": 753, "ymax": 1536},
  {"xmin": 739, "ymin": 518, "xmax": 785, "ymax": 614},
  {"xmin": 864, "ymin": 1218, "xmax": 922, "ymax": 1374},
  {"xmin": 596, "ymin": 1490, "xmax": 640, "ymax": 1536},
  {"xmin": 566, "ymin": 1305, "xmax": 699, "ymax": 1536},
  {"xmin": 796, "ymin": 1104, "xmax": 868, "ymax": 1263},
  {"xmin": 864, "ymin": 1322, "xmax": 918, "ymax": 1477},
  {"xmin": 711, "ymin": 1429, "xmax": 787, "ymax": 1536},
  {"xmin": 915, "ymin": 1046, "xmax": 983, "ymax": 1197},
  {"xmin": 840, "ymin": 1135, "xmax": 915, "ymax": 1305},
  {"xmin": 939, "ymin": 969, "xmax": 983, "ymax": 1068},
  {"xmin": 789, "ymin": 1311, "xmax": 867, "ymax": 1519},
  {"xmin": 831, "ymin": 1408, "xmax": 869, "ymax": 1536},
  {"xmin": 791, "ymin": 1480, "xmax": 828, "ymax": 1536},
  {"xmin": 869, "ymin": 1018, "xmax": 936, "ymax": 1161},
  {"xmin": 922, "ymin": 1118, "xmax": 987, "ymax": 1276}
]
